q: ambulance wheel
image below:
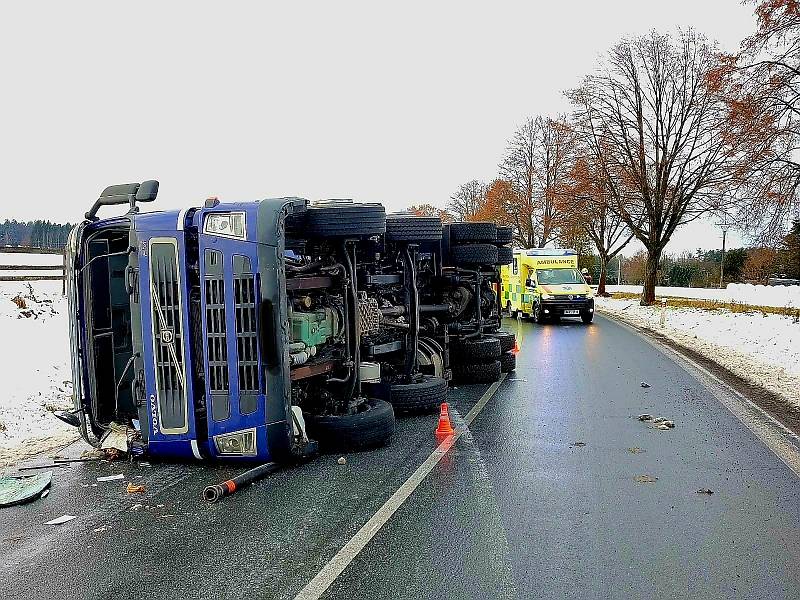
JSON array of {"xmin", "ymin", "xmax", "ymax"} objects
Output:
[
  {"xmin": 386, "ymin": 214, "xmax": 443, "ymax": 241},
  {"xmin": 496, "ymin": 246, "xmax": 513, "ymax": 265},
  {"xmin": 449, "ymin": 222, "xmax": 497, "ymax": 243},
  {"xmin": 305, "ymin": 398, "xmax": 395, "ymax": 452},
  {"xmin": 534, "ymin": 302, "xmax": 545, "ymax": 324},
  {"xmin": 500, "ymin": 352, "xmax": 516, "ymax": 373},
  {"xmin": 389, "ymin": 375, "xmax": 448, "ymax": 413},
  {"xmin": 505, "ymin": 301, "xmax": 514, "ymax": 317},
  {"xmin": 452, "ymin": 360, "xmax": 502, "ymax": 384},
  {"xmin": 490, "ymin": 331, "xmax": 516, "ymax": 353},
  {"xmin": 451, "ymin": 243, "xmax": 498, "ymax": 266},
  {"xmin": 495, "ymin": 226, "xmax": 513, "ymax": 245},
  {"xmin": 581, "ymin": 311, "xmax": 594, "ymax": 324},
  {"xmin": 304, "ymin": 202, "xmax": 387, "ymax": 238},
  {"xmin": 452, "ymin": 335, "xmax": 501, "ymax": 363}
]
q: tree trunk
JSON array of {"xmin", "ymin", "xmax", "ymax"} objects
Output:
[
  {"xmin": 641, "ymin": 247, "xmax": 662, "ymax": 305},
  {"xmin": 597, "ymin": 255, "xmax": 609, "ymax": 296}
]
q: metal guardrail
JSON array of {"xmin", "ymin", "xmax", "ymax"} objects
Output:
[{"xmin": 0, "ymin": 246, "xmax": 66, "ymax": 293}]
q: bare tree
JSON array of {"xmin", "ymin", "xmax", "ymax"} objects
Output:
[
  {"xmin": 448, "ymin": 180, "xmax": 488, "ymax": 221},
  {"xmin": 568, "ymin": 156, "xmax": 635, "ymax": 295},
  {"xmin": 500, "ymin": 116, "xmax": 576, "ymax": 247},
  {"xmin": 569, "ymin": 29, "xmax": 743, "ymax": 304}
]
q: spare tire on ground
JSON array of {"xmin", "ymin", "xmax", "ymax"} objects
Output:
[
  {"xmin": 389, "ymin": 375, "xmax": 447, "ymax": 413},
  {"xmin": 451, "ymin": 336, "xmax": 502, "ymax": 363},
  {"xmin": 305, "ymin": 398, "xmax": 395, "ymax": 452},
  {"xmin": 490, "ymin": 331, "xmax": 516, "ymax": 353},
  {"xmin": 449, "ymin": 222, "xmax": 497, "ymax": 244},
  {"xmin": 304, "ymin": 202, "xmax": 387, "ymax": 238},
  {"xmin": 451, "ymin": 243, "xmax": 498, "ymax": 265},
  {"xmin": 385, "ymin": 214, "xmax": 443, "ymax": 241},
  {"xmin": 452, "ymin": 360, "xmax": 502, "ymax": 384},
  {"xmin": 495, "ymin": 226, "xmax": 513, "ymax": 245},
  {"xmin": 500, "ymin": 351, "xmax": 516, "ymax": 373}
]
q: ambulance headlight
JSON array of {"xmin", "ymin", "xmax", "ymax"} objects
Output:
[
  {"xmin": 204, "ymin": 212, "xmax": 246, "ymax": 240},
  {"xmin": 214, "ymin": 428, "xmax": 257, "ymax": 455},
  {"xmin": 541, "ymin": 293, "xmax": 552, "ymax": 300}
]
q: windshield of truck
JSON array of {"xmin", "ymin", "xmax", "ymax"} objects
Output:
[{"xmin": 537, "ymin": 268, "xmax": 584, "ymax": 285}]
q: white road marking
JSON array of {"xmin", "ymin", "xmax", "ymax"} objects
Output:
[
  {"xmin": 606, "ymin": 315, "xmax": 800, "ymax": 478},
  {"xmin": 294, "ymin": 374, "xmax": 508, "ymax": 600}
]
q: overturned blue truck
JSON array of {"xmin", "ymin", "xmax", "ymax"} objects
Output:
[{"xmin": 61, "ymin": 181, "xmax": 516, "ymax": 462}]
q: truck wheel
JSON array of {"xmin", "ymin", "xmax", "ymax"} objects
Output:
[
  {"xmin": 534, "ymin": 301, "xmax": 546, "ymax": 324},
  {"xmin": 495, "ymin": 226, "xmax": 513, "ymax": 245},
  {"xmin": 451, "ymin": 336, "xmax": 501, "ymax": 363},
  {"xmin": 490, "ymin": 331, "xmax": 516, "ymax": 353},
  {"xmin": 305, "ymin": 398, "xmax": 395, "ymax": 452},
  {"xmin": 452, "ymin": 360, "xmax": 502, "ymax": 384},
  {"xmin": 449, "ymin": 222, "xmax": 497, "ymax": 243},
  {"xmin": 581, "ymin": 311, "xmax": 594, "ymax": 324},
  {"xmin": 496, "ymin": 246, "xmax": 513, "ymax": 265},
  {"xmin": 386, "ymin": 214, "xmax": 443, "ymax": 241},
  {"xmin": 304, "ymin": 202, "xmax": 387, "ymax": 238},
  {"xmin": 451, "ymin": 244, "xmax": 498, "ymax": 266},
  {"xmin": 500, "ymin": 352, "xmax": 516, "ymax": 373},
  {"xmin": 389, "ymin": 375, "xmax": 448, "ymax": 413}
]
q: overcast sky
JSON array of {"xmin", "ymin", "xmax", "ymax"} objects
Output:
[{"xmin": 0, "ymin": 1, "xmax": 756, "ymax": 253}]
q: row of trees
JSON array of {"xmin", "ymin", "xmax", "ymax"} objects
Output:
[
  {"xmin": 423, "ymin": 2, "xmax": 800, "ymax": 304},
  {"xmin": 0, "ymin": 219, "xmax": 74, "ymax": 249}
]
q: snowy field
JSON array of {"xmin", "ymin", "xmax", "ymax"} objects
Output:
[
  {"xmin": 596, "ymin": 297, "xmax": 800, "ymax": 408},
  {"xmin": 604, "ymin": 283, "xmax": 800, "ymax": 308},
  {"xmin": 0, "ymin": 280, "xmax": 75, "ymax": 467}
]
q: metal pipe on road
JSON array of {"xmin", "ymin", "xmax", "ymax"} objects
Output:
[{"xmin": 202, "ymin": 462, "xmax": 280, "ymax": 503}]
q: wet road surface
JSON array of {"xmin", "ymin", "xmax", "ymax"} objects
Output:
[{"xmin": 3, "ymin": 315, "xmax": 800, "ymax": 599}]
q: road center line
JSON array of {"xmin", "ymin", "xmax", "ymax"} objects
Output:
[{"xmin": 294, "ymin": 373, "xmax": 508, "ymax": 600}]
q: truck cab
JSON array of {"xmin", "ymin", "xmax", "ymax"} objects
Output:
[
  {"xmin": 500, "ymin": 248, "xmax": 594, "ymax": 323},
  {"xmin": 63, "ymin": 181, "xmax": 512, "ymax": 462}
]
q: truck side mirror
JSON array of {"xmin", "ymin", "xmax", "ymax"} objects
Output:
[{"xmin": 85, "ymin": 180, "xmax": 159, "ymax": 220}]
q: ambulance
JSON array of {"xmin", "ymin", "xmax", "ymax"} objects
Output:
[{"xmin": 500, "ymin": 248, "xmax": 594, "ymax": 323}]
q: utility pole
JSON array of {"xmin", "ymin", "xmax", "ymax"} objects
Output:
[{"xmin": 717, "ymin": 221, "xmax": 730, "ymax": 289}]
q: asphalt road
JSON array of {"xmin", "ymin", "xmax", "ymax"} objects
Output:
[{"xmin": 3, "ymin": 315, "xmax": 800, "ymax": 600}]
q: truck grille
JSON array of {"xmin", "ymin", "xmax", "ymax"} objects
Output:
[
  {"xmin": 149, "ymin": 239, "xmax": 188, "ymax": 434},
  {"xmin": 233, "ymin": 255, "xmax": 258, "ymax": 414}
]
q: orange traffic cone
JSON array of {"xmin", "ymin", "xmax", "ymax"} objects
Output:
[{"xmin": 435, "ymin": 403, "xmax": 454, "ymax": 436}]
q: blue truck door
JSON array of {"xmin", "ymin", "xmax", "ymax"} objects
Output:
[{"xmin": 196, "ymin": 206, "xmax": 270, "ymax": 460}]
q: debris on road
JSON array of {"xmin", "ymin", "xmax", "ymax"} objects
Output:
[
  {"xmin": 627, "ymin": 447, "xmax": 645, "ymax": 454},
  {"xmin": 654, "ymin": 421, "xmax": 675, "ymax": 430},
  {"xmin": 638, "ymin": 414, "xmax": 653, "ymax": 422},
  {"xmin": 337, "ymin": 457, "xmax": 347, "ymax": 465},
  {"xmin": 641, "ymin": 381, "xmax": 651, "ymax": 388},
  {"xmin": 96, "ymin": 474, "xmax": 124, "ymax": 482},
  {"xmin": 570, "ymin": 442, "xmax": 586, "ymax": 448},
  {"xmin": 637, "ymin": 414, "xmax": 675, "ymax": 429},
  {"xmin": 697, "ymin": 488, "xmax": 714, "ymax": 495},
  {"xmin": 44, "ymin": 514, "xmax": 76, "ymax": 525},
  {"xmin": 126, "ymin": 482, "xmax": 146, "ymax": 494},
  {"xmin": 0, "ymin": 471, "xmax": 52, "ymax": 507},
  {"xmin": 633, "ymin": 475, "xmax": 658, "ymax": 483},
  {"xmin": 100, "ymin": 422, "xmax": 130, "ymax": 453}
]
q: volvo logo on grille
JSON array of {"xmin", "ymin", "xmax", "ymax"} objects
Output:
[
  {"xmin": 160, "ymin": 329, "xmax": 174, "ymax": 344},
  {"xmin": 568, "ymin": 295, "xmax": 574, "ymax": 300}
]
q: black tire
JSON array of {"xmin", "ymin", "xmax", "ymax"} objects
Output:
[
  {"xmin": 496, "ymin": 226, "xmax": 513, "ymax": 245},
  {"xmin": 451, "ymin": 336, "xmax": 502, "ymax": 363},
  {"xmin": 534, "ymin": 301, "xmax": 545, "ymax": 324},
  {"xmin": 581, "ymin": 311, "xmax": 593, "ymax": 324},
  {"xmin": 449, "ymin": 222, "xmax": 497, "ymax": 243},
  {"xmin": 389, "ymin": 375, "xmax": 447, "ymax": 413},
  {"xmin": 452, "ymin": 360, "xmax": 502, "ymax": 384},
  {"xmin": 451, "ymin": 243, "xmax": 498, "ymax": 265},
  {"xmin": 496, "ymin": 246, "xmax": 513, "ymax": 265},
  {"xmin": 304, "ymin": 202, "xmax": 386, "ymax": 237},
  {"xmin": 386, "ymin": 214, "xmax": 443, "ymax": 241},
  {"xmin": 500, "ymin": 352, "xmax": 516, "ymax": 373},
  {"xmin": 305, "ymin": 399, "xmax": 395, "ymax": 452},
  {"xmin": 490, "ymin": 331, "xmax": 516, "ymax": 353}
]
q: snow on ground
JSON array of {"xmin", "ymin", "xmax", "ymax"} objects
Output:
[
  {"xmin": 0, "ymin": 282, "xmax": 76, "ymax": 467},
  {"xmin": 596, "ymin": 297, "xmax": 800, "ymax": 408}
]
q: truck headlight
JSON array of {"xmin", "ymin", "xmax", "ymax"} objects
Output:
[
  {"xmin": 214, "ymin": 428, "xmax": 257, "ymax": 455},
  {"xmin": 204, "ymin": 212, "xmax": 247, "ymax": 239},
  {"xmin": 541, "ymin": 293, "xmax": 552, "ymax": 300}
]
